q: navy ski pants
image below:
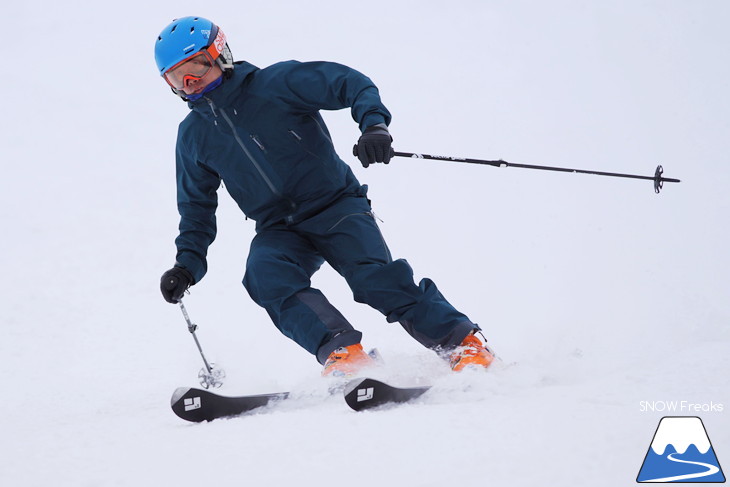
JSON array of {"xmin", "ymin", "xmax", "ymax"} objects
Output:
[{"xmin": 243, "ymin": 193, "xmax": 477, "ymax": 363}]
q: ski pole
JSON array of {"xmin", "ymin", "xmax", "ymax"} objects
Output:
[
  {"xmin": 178, "ymin": 299, "xmax": 225, "ymax": 389},
  {"xmin": 393, "ymin": 151, "xmax": 680, "ymax": 194},
  {"xmin": 353, "ymin": 145, "xmax": 680, "ymax": 193}
]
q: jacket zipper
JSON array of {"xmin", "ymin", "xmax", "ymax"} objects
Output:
[
  {"xmin": 308, "ymin": 115, "xmax": 334, "ymax": 146},
  {"xmin": 206, "ymin": 97, "xmax": 283, "ymax": 199},
  {"xmin": 289, "ymin": 128, "xmax": 328, "ymax": 164}
]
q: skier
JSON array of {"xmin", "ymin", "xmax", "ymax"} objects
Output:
[{"xmin": 155, "ymin": 16, "xmax": 494, "ymax": 376}]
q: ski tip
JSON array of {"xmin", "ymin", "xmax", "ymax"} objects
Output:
[{"xmin": 171, "ymin": 387, "xmax": 193, "ymax": 406}]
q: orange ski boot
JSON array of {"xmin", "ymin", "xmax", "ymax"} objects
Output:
[
  {"xmin": 449, "ymin": 333, "xmax": 495, "ymax": 371},
  {"xmin": 322, "ymin": 343, "xmax": 376, "ymax": 378}
]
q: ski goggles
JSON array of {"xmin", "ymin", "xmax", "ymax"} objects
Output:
[{"xmin": 163, "ymin": 30, "xmax": 227, "ymax": 90}]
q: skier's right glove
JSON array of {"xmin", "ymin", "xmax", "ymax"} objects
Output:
[{"xmin": 160, "ymin": 266, "xmax": 194, "ymax": 303}]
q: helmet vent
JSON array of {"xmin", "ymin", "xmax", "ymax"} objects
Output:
[
  {"xmin": 190, "ymin": 27, "xmax": 195, "ymax": 34},
  {"xmin": 170, "ymin": 25, "xmax": 177, "ymax": 33}
]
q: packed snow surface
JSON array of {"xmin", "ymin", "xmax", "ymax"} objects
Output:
[{"xmin": 3, "ymin": 1, "xmax": 728, "ymax": 486}]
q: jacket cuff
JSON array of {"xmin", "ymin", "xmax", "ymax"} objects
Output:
[
  {"xmin": 174, "ymin": 253, "xmax": 205, "ymax": 284},
  {"xmin": 360, "ymin": 114, "xmax": 389, "ymax": 133}
]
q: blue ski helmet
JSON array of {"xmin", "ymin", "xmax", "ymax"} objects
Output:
[{"xmin": 154, "ymin": 16, "xmax": 234, "ymax": 77}]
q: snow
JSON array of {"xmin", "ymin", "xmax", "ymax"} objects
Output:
[
  {"xmin": 651, "ymin": 417, "xmax": 711, "ymax": 455},
  {"xmin": 3, "ymin": 1, "xmax": 729, "ymax": 486}
]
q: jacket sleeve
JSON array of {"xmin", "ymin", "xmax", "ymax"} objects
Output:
[
  {"xmin": 259, "ymin": 60, "xmax": 392, "ymax": 132},
  {"xmin": 173, "ymin": 128, "xmax": 220, "ymax": 284}
]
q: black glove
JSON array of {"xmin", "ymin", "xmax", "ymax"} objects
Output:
[
  {"xmin": 354, "ymin": 124, "xmax": 394, "ymax": 168},
  {"xmin": 160, "ymin": 266, "xmax": 194, "ymax": 303}
]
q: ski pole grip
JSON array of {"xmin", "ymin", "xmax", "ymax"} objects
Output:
[{"xmin": 353, "ymin": 145, "xmax": 395, "ymax": 160}]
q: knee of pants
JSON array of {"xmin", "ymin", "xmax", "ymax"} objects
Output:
[
  {"xmin": 347, "ymin": 258, "xmax": 420, "ymax": 311},
  {"xmin": 243, "ymin": 257, "xmax": 310, "ymax": 308}
]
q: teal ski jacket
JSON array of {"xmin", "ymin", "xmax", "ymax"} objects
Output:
[{"xmin": 173, "ymin": 61, "xmax": 392, "ymax": 282}]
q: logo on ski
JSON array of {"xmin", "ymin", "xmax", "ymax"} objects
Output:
[
  {"xmin": 637, "ymin": 416, "xmax": 725, "ymax": 483},
  {"xmin": 357, "ymin": 387, "xmax": 374, "ymax": 402},
  {"xmin": 184, "ymin": 397, "xmax": 202, "ymax": 411}
]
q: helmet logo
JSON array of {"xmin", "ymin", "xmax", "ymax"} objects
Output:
[
  {"xmin": 213, "ymin": 30, "xmax": 226, "ymax": 54},
  {"xmin": 201, "ymin": 29, "xmax": 211, "ymax": 39}
]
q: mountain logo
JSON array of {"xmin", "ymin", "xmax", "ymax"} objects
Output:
[{"xmin": 637, "ymin": 416, "xmax": 725, "ymax": 483}]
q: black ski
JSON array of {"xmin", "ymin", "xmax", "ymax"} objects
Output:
[
  {"xmin": 171, "ymin": 377, "xmax": 431, "ymax": 421},
  {"xmin": 171, "ymin": 387, "xmax": 289, "ymax": 422},
  {"xmin": 343, "ymin": 377, "xmax": 431, "ymax": 411}
]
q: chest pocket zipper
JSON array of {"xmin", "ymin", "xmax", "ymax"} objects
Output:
[
  {"xmin": 251, "ymin": 135, "xmax": 266, "ymax": 153},
  {"xmin": 288, "ymin": 130, "xmax": 302, "ymax": 142},
  {"xmin": 288, "ymin": 129, "xmax": 317, "ymax": 158}
]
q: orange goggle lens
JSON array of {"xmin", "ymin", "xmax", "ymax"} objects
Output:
[{"xmin": 163, "ymin": 51, "xmax": 215, "ymax": 90}]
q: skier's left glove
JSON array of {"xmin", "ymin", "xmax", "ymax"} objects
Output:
[
  {"xmin": 160, "ymin": 266, "xmax": 194, "ymax": 303},
  {"xmin": 354, "ymin": 124, "xmax": 394, "ymax": 168}
]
